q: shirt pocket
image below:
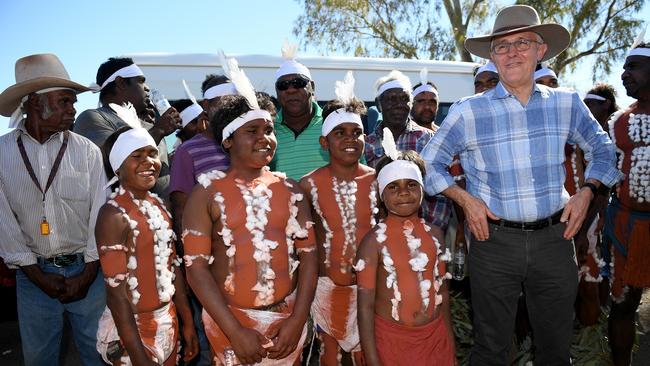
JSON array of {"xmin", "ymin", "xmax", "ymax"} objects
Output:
[{"xmin": 56, "ymin": 171, "xmax": 89, "ymax": 202}]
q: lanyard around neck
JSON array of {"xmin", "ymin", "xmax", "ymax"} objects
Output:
[{"xmin": 16, "ymin": 131, "xmax": 70, "ymax": 203}]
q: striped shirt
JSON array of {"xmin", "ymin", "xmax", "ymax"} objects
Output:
[
  {"xmin": 270, "ymin": 101, "xmax": 329, "ymax": 180},
  {"xmin": 422, "ymin": 83, "xmax": 622, "ymax": 222},
  {"xmin": 0, "ymin": 123, "xmax": 108, "ymax": 267},
  {"xmin": 365, "ymin": 120, "xmax": 452, "ymax": 230},
  {"xmin": 169, "ymin": 134, "xmax": 230, "ymax": 195}
]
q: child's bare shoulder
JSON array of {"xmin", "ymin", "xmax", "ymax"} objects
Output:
[{"xmin": 358, "ymin": 164, "xmax": 376, "ymax": 177}]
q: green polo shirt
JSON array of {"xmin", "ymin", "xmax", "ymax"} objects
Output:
[{"xmin": 270, "ymin": 101, "xmax": 329, "ymax": 180}]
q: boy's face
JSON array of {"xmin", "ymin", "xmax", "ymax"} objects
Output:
[
  {"xmin": 381, "ymin": 178, "xmax": 423, "ymax": 217},
  {"xmin": 223, "ymin": 118, "xmax": 276, "ymax": 168},
  {"xmin": 320, "ymin": 123, "xmax": 365, "ymax": 166}
]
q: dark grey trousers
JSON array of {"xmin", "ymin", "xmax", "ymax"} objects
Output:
[{"xmin": 469, "ymin": 222, "xmax": 578, "ymax": 366}]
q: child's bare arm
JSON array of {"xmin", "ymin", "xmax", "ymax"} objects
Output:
[
  {"xmin": 97, "ymin": 205, "xmax": 157, "ymax": 366},
  {"xmin": 172, "ymin": 269, "xmax": 198, "ymax": 362},
  {"xmin": 356, "ymin": 231, "xmax": 382, "ymax": 366}
]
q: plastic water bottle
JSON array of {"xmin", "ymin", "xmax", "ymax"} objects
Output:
[
  {"xmin": 224, "ymin": 347, "xmax": 240, "ymax": 366},
  {"xmin": 150, "ymin": 89, "xmax": 171, "ymax": 116},
  {"xmin": 452, "ymin": 244, "xmax": 466, "ymax": 281}
]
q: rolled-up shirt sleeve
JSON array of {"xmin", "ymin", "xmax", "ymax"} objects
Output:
[
  {"xmin": 421, "ymin": 105, "xmax": 466, "ymax": 196},
  {"xmin": 0, "ymin": 179, "xmax": 37, "ymax": 267},
  {"xmin": 568, "ymin": 92, "xmax": 624, "ymax": 187}
]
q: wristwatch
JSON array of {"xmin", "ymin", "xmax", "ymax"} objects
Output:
[{"xmin": 582, "ymin": 182, "xmax": 598, "ymax": 198}]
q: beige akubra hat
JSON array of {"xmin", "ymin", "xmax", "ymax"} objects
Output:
[
  {"xmin": 464, "ymin": 5, "xmax": 570, "ymax": 61},
  {"xmin": 0, "ymin": 53, "xmax": 90, "ymax": 117}
]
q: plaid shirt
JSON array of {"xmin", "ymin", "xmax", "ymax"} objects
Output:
[
  {"xmin": 422, "ymin": 83, "xmax": 622, "ymax": 222},
  {"xmin": 365, "ymin": 120, "xmax": 452, "ymax": 230}
]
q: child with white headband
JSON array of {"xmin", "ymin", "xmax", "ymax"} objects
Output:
[
  {"xmin": 181, "ymin": 53, "xmax": 317, "ymax": 366},
  {"xmin": 299, "ymin": 71, "xmax": 376, "ymax": 365},
  {"xmin": 356, "ymin": 134, "xmax": 456, "ymax": 365},
  {"xmin": 95, "ymin": 126, "xmax": 198, "ymax": 365}
]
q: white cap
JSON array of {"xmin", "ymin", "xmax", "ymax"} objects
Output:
[
  {"xmin": 377, "ymin": 160, "xmax": 424, "ymax": 195},
  {"xmin": 534, "ymin": 66, "xmax": 557, "ymax": 81},
  {"xmin": 109, "ymin": 128, "xmax": 157, "ymax": 173}
]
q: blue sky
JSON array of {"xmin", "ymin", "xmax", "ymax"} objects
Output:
[{"xmin": 1, "ymin": 0, "xmax": 648, "ymax": 135}]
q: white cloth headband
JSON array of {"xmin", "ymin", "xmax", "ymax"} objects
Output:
[
  {"xmin": 628, "ymin": 48, "xmax": 650, "ymax": 58},
  {"xmin": 534, "ymin": 67, "xmax": 557, "ymax": 81},
  {"xmin": 412, "ymin": 84, "xmax": 439, "ymax": 98},
  {"xmin": 376, "ymin": 79, "xmax": 410, "ymax": 98},
  {"xmin": 8, "ymin": 87, "xmax": 74, "ymax": 128},
  {"xmin": 109, "ymin": 128, "xmax": 157, "ymax": 173},
  {"xmin": 89, "ymin": 64, "xmax": 144, "ymax": 92},
  {"xmin": 584, "ymin": 93, "xmax": 607, "ymax": 102},
  {"xmin": 180, "ymin": 103, "xmax": 204, "ymax": 128},
  {"xmin": 377, "ymin": 159, "xmax": 424, "ymax": 195},
  {"xmin": 321, "ymin": 108, "xmax": 363, "ymax": 136},
  {"xmin": 203, "ymin": 83, "xmax": 239, "ymax": 100},
  {"xmin": 221, "ymin": 109, "xmax": 273, "ymax": 142},
  {"xmin": 475, "ymin": 62, "xmax": 498, "ymax": 78},
  {"xmin": 275, "ymin": 60, "xmax": 312, "ymax": 80}
]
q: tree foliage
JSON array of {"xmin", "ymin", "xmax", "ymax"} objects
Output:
[
  {"xmin": 519, "ymin": 0, "xmax": 644, "ymax": 79},
  {"xmin": 293, "ymin": 0, "xmax": 457, "ymax": 59},
  {"xmin": 293, "ymin": 0, "xmax": 645, "ymax": 78}
]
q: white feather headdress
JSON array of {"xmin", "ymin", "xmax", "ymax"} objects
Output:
[
  {"xmin": 412, "ymin": 67, "xmax": 438, "ymax": 97},
  {"xmin": 281, "ymin": 39, "xmax": 299, "ymax": 61},
  {"xmin": 631, "ymin": 24, "xmax": 647, "ymax": 50},
  {"xmin": 182, "ymin": 79, "xmax": 198, "ymax": 104},
  {"xmin": 334, "ymin": 71, "xmax": 355, "ymax": 105},
  {"xmin": 109, "ymin": 102, "xmax": 141, "ymax": 128},
  {"xmin": 275, "ymin": 40, "xmax": 312, "ymax": 80},
  {"xmin": 419, "ymin": 68, "xmax": 429, "ymax": 86},
  {"xmin": 381, "ymin": 127, "xmax": 400, "ymax": 161},
  {"xmin": 218, "ymin": 50, "xmax": 259, "ymax": 110}
]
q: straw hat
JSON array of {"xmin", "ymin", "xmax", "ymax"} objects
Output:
[
  {"xmin": 0, "ymin": 53, "xmax": 89, "ymax": 117},
  {"xmin": 464, "ymin": 5, "xmax": 570, "ymax": 61}
]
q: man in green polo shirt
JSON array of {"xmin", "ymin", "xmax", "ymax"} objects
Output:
[{"xmin": 270, "ymin": 48, "xmax": 329, "ymax": 180}]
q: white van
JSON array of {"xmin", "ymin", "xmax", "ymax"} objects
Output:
[{"xmin": 126, "ymin": 52, "xmax": 477, "ymax": 123}]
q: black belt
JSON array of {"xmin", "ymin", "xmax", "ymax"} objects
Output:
[
  {"xmin": 39, "ymin": 253, "xmax": 83, "ymax": 267},
  {"xmin": 488, "ymin": 210, "xmax": 563, "ymax": 231}
]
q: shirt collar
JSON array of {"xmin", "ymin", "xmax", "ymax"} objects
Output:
[
  {"xmin": 15, "ymin": 118, "xmax": 66, "ymax": 144},
  {"xmin": 276, "ymin": 100, "xmax": 322, "ymax": 126},
  {"xmin": 492, "ymin": 81, "xmax": 545, "ymax": 100},
  {"xmin": 372, "ymin": 118, "xmax": 420, "ymax": 138}
]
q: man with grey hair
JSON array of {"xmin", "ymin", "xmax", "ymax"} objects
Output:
[
  {"xmin": 422, "ymin": 5, "xmax": 621, "ymax": 364},
  {"xmin": 0, "ymin": 54, "xmax": 108, "ymax": 366},
  {"xmin": 365, "ymin": 70, "xmax": 452, "ymax": 245}
]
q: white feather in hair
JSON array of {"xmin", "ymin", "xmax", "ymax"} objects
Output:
[
  {"xmin": 109, "ymin": 102, "xmax": 141, "ymax": 128},
  {"xmin": 334, "ymin": 71, "xmax": 355, "ymax": 105},
  {"xmin": 182, "ymin": 79, "xmax": 197, "ymax": 105},
  {"xmin": 217, "ymin": 50, "xmax": 259, "ymax": 110},
  {"xmin": 281, "ymin": 39, "xmax": 299, "ymax": 60},
  {"xmin": 419, "ymin": 68, "xmax": 429, "ymax": 86},
  {"xmin": 631, "ymin": 24, "xmax": 647, "ymax": 49},
  {"xmin": 381, "ymin": 127, "xmax": 400, "ymax": 161}
]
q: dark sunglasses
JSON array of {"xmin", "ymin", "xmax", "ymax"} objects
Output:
[{"xmin": 275, "ymin": 77, "xmax": 310, "ymax": 91}]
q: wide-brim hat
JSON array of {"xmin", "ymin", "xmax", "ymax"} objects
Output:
[
  {"xmin": 464, "ymin": 5, "xmax": 570, "ymax": 62},
  {"xmin": 0, "ymin": 53, "xmax": 90, "ymax": 117}
]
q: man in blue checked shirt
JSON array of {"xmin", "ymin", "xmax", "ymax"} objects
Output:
[{"xmin": 421, "ymin": 5, "xmax": 622, "ymax": 365}]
